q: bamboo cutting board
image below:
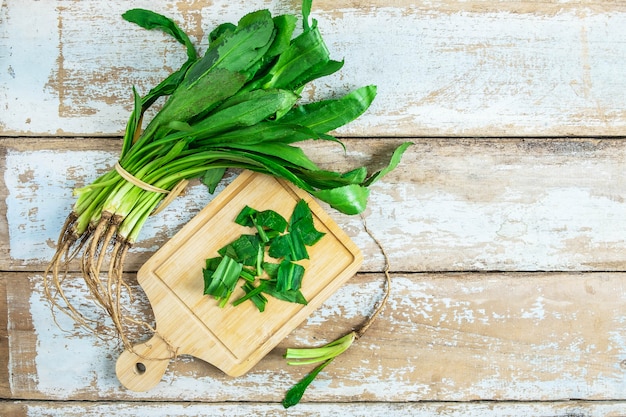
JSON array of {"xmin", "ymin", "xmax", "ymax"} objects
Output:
[{"xmin": 115, "ymin": 170, "xmax": 363, "ymax": 391}]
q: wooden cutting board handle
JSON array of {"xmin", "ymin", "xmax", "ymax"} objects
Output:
[{"xmin": 115, "ymin": 335, "xmax": 172, "ymax": 391}]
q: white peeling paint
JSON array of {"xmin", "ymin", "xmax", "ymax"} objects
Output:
[
  {"xmin": 5, "ymin": 149, "xmax": 114, "ymax": 264},
  {"xmin": 520, "ymin": 296, "xmax": 547, "ymax": 321},
  {"xmin": 364, "ymin": 183, "xmax": 626, "ymax": 271},
  {"xmin": 26, "ymin": 275, "xmax": 119, "ymax": 397}
]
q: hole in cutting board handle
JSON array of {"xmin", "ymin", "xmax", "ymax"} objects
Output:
[
  {"xmin": 116, "ymin": 335, "xmax": 172, "ymax": 391},
  {"xmin": 135, "ymin": 362, "xmax": 147, "ymax": 375}
]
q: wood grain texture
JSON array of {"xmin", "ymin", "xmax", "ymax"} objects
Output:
[
  {"xmin": 3, "ymin": 0, "xmax": 626, "ymax": 137},
  {"xmin": 3, "ymin": 400, "xmax": 626, "ymax": 417},
  {"xmin": 3, "ymin": 270, "xmax": 626, "ymax": 402},
  {"xmin": 3, "ymin": 137, "xmax": 626, "ymax": 273}
]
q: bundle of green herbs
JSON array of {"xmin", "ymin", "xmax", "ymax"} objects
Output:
[{"xmin": 44, "ymin": 0, "xmax": 409, "ymax": 403}]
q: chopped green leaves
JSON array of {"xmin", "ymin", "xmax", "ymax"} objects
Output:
[
  {"xmin": 202, "ymin": 200, "xmax": 324, "ymax": 311},
  {"xmin": 276, "ymin": 260, "xmax": 305, "ymax": 293},
  {"xmin": 203, "ymin": 255, "xmax": 243, "ymax": 308},
  {"xmin": 290, "ymin": 199, "xmax": 325, "ymax": 246}
]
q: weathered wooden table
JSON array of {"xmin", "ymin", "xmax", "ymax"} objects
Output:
[{"xmin": 2, "ymin": 1, "xmax": 626, "ymax": 416}]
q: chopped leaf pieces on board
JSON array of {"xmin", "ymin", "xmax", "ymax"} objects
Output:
[{"xmin": 203, "ymin": 199, "xmax": 322, "ymax": 310}]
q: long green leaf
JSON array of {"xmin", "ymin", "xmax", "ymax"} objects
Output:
[
  {"xmin": 267, "ymin": 15, "xmax": 298, "ymax": 58},
  {"xmin": 293, "ymin": 167, "xmax": 368, "ymax": 189},
  {"xmin": 288, "ymin": 59, "xmax": 344, "ymax": 90},
  {"xmin": 222, "ymin": 142, "xmax": 319, "ymax": 171},
  {"xmin": 186, "ymin": 89, "xmax": 299, "ymax": 137},
  {"xmin": 120, "ymin": 86, "xmax": 143, "ymax": 158},
  {"xmin": 281, "ymin": 85, "xmax": 377, "ymax": 134},
  {"xmin": 195, "ymin": 122, "xmax": 332, "ymax": 147},
  {"xmin": 282, "ymin": 358, "xmax": 333, "ymax": 408},
  {"xmin": 364, "ymin": 141, "xmax": 413, "ymax": 186},
  {"xmin": 122, "ymin": 9, "xmax": 196, "ymax": 61},
  {"xmin": 301, "ymin": 0, "xmax": 313, "ymax": 31}
]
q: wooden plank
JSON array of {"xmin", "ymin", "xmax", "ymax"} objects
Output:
[
  {"xmin": 3, "ymin": 1, "xmax": 626, "ymax": 137},
  {"xmin": 0, "ymin": 269, "xmax": 10, "ymax": 396},
  {"xmin": 4, "ymin": 270, "xmax": 626, "ymax": 402},
  {"xmin": 2, "ymin": 400, "xmax": 626, "ymax": 417},
  {"xmin": 3, "ymin": 137, "xmax": 626, "ymax": 272}
]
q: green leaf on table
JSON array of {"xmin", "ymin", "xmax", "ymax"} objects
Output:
[
  {"xmin": 122, "ymin": 9, "xmax": 196, "ymax": 61},
  {"xmin": 269, "ymin": 232, "xmax": 309, "ymax": 261},
  {"xmin": 237, "ymin": 281, "xmax": 268, "ymax": 312},
  {"xmin": 234, "ymin": 205, "xmax": 259, "ymax": 227},
  {"xmin": 262, "ymin": 262, "xmax": 280, "ymax": 279},
  {"xmin": 263, "ymin": 280, "xmax": 308, "ymax": 305},
  {"xmin": 363, "ymin": 141, "xmax": 413, "ymax": 186},
  {"xmin": 204, "ymin": 256, "xmax": 222, "ymax": 271},
  {"xmin": 256, "ymin": 209, "xmax": 288, "ymax": 233},
  {"xmin": 282, "ymin": 358, "xmax": 333, "ymax": 408},
  {"xmin": 268, "ymin": 233, "xmax": 292, "ymax": 259}
]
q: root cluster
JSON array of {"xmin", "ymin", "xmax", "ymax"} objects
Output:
[{"xmin": 44, "ymin": 211, "xmax": 139, "ymax": 350}]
